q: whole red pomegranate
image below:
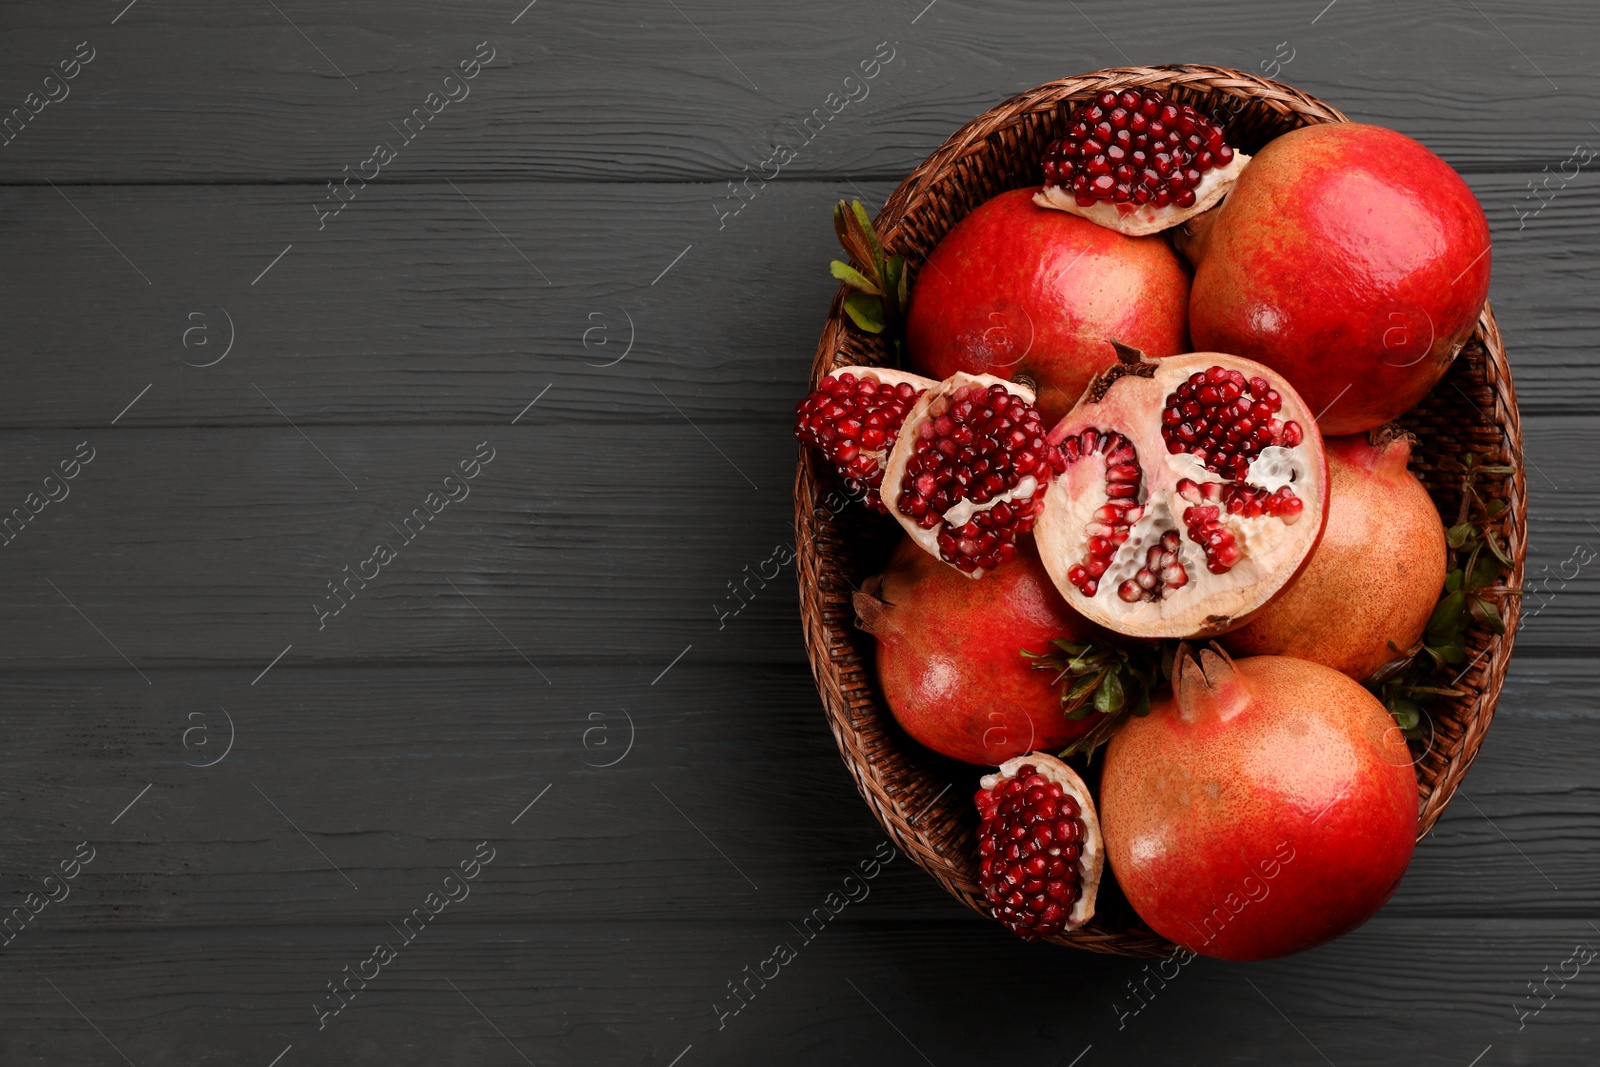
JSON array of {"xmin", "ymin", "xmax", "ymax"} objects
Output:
[
  {"xmin": 1185, "ymin": 123, "xmax": 1491, "ymax": 435},
  {"xmin": 906, "ymin": 188, "xmax": 1191, "ymax": 422},
  {"xmin": 1223, "ymin": 429, "xmax": 1446, "ymax": 679},
  {"xmin": 855, "ymin": 537, "xmax": 1097, "ymax": 765},
  {"xmin": 1100, "ymin": 646, "xmax": 1418, "ymax": 961}
]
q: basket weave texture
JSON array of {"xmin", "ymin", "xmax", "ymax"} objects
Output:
[{"xmin": 794, "ymin": 65, "xmax": 1527, "ymax": 956}]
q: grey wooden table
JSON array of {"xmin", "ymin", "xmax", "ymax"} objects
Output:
[{"xmin": 0, "ymin": 1, "xmax": 1595, "ymax": 1064}]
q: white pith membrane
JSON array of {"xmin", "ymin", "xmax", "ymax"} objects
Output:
[
  {"xmin": 1033, "ymin": 149, "xmax": 1251, "ymax": 237},
  {"xmin": 881, "ymin": 372, "xmax": 1059, "ymax": 579},
  {"xmin": 1035, "ymin": 353, "xmax": 1327, "ymax": 639},
  {"xmin": 977, "ymin": 752, "xmax": 1104, "ymax": 935}
]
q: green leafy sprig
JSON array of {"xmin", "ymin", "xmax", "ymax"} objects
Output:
[
  {"xmin": 1367, "ymin": 451, "xmax": 1520, "ymax": 736},
  {"xmin": 830, "ymin": 200, "xmax": 908, "ymax": 365},
  {"xmin": 1023, "ymin": 638, "xmax": 1176, "ymax": 759}
]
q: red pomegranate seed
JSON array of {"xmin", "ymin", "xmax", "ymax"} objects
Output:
[
  {"xmin": 1116, "ymin": 530, "xmax": 1188, "ymax": 603},
  {"xmin": 897, "ymin": 383, "xmax": 1066, "ymax": 573},
  {"xmin": 1160, "ymin": 365, "xmax": 1302, "ymax": 480},
  {"xmin": 976, "ymin": 765, "xmax": 1085, "ymax": 942},
  {"xmin": 1058, "ymin": 429, "xmax": 1143, "ymax": 597},
  {"xmin": 794, "ymin": 371, "xmax": 926, "ymax": 512},
  {"xmin": 1043, "ymin": 87, "xmax": 1236, "ymax": 209}
]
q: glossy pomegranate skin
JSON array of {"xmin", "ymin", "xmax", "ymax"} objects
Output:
[
  {"xmin": 1222, "ymin": 432, "xmax": 1446, "ymax": 679},
  {"xmin": 1188, "ymin": 124, "xmax": 1491, "ymax": 435},
  {"xmin": 1101, "ymin": 653, "xmax": 1418, "ymax": 960},
  {"xmin": 857, "ymin": 537, "xmax": 1098, "ymax": 765},
  {"xmin": 907, "ymin": 188, "xmax": 1191, "ymax": 422}
]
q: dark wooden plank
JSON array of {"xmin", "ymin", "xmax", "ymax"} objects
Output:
[
  {"xmin": 0, "ymin": 657, "xmax": 1595, "ymax": 932},
  {"xmin": 0, "ymin": 414, "xmax": 1590, "ymax": 668},
  {"xmin": 0, "ymin": 173, "xmax": 1587, "ymax": 432},
  {"xmin": 0, "ymin": 0, "xmax": 1595, "ymax": 183},
  {"xmin": 0, "ymin": 917, "xmax": 1593, "ymax": 1065}
]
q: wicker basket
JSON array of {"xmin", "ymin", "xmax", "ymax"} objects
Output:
[{"xmin": 794, "ymin": 65, "xmax": 1527, "ymax": 956}]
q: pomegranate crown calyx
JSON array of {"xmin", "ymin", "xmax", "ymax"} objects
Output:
[
  {"xmin": 1172, "ymin": 642, "xmax": 1251, "ymax": 723},
  {"xmin": 1088, "ymin": 340, "xmax": 1159, "ymax": 401}
]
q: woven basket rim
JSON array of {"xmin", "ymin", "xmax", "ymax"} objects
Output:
[{"xmin": 794, "ymin": 64, "xmax": 1526, "ymax": 956}]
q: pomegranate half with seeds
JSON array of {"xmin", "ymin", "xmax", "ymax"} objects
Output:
[
  {"xmin": 794, "ymin": 366, "xmax": 936, "ymax": 512},
  {"xmin": 882, "ymin": 373, "xmax": 1067, "ymax": 577},
  {"xmin": 1036, "ymin": 86, "xmax": 1251, "ymax": 236},
  {"xmin": 1034, "ymin": 348, "xmax": 1328, "ymax": 638},
  {"xmin": 1185, "ymin": 122, "xmax": 1492, "ymax": 435},
  {"xmin": 976, "ymin": 752, "xmax": 1105, "ymax": 941}
]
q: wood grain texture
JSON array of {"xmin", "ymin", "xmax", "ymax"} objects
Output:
[
  {"xmin": 0, "ymin": 658, "xmax": 1595, "ymax": 932},
  {"xmin": 0, "ymin": 173, "xmax": 1592, "ymax": 429},
  {"xmin": 0, "ymin": 415, "xmax": 1590, "ymax": 668},
  {"xmin": 0, "ymin": 0, "xmax": 1594, "ymax": 182},
  {"xmin": 1, "ymin": 0, "xmax": 1597, "ymax": 1061},
  {"xmin": 0, "ymin": 918, "xmax": 1594, "ymax": 1066}
]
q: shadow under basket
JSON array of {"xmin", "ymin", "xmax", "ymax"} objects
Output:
[{"xmin": 793, "ymin": 65, "xmax": 1527, "ymax": 956}]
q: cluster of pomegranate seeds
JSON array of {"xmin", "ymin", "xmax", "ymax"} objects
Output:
[
  {"xmin": 1161, "ymin": 366, "xmax": 1302, "ymax": 480},
  {"xmin": 1117, "ymin": 530, "xmax": 1189, "ymax": 603},
  {"xmin": 1058, "ymin": 429, "xmax": 1143, "ymax": 597},
  {"xmin": 976, "ymin": 765, "xmax": 1085, "ymax": 942},
  {"xmin": 794, "ymin": 371, "xmax": 926, "ymax": 513},
  {"xmin": 897, "ymin": 383, "xmax": 1065, "ymax": 573},
  {"xmin": 1042, "ymin": 88, "xmax": 1235, "ymax": 209}
]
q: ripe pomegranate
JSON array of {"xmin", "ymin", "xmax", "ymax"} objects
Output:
[
  {"xmin": 882, "ymin": 373, "xmax": 1067, "ymax": 577},
  {"xmin": 794, "ymin": 366, "xmax": 936, "ymax": 512},
  {"xmin": 1034, "ymin": 347, "xmax": 1329, "ymax": 638},
  {"xmin": 1100, "ymin": 646, "xmax": 1418, "ymax": 961},
  {"xmin": 1223, "ymin": 429, "xmax": 1447, "ymax": 678},
  {"xmin": 855, "ymin": 537, "xmax": 1098, "ymax": 765},
  {"xmin": 1185, "ymin": 122, "xmax": 1492, "ymax": 435},
  {"xmin": 976, "ymin": 752, "xmax": 1104, "ymax": 940},
  {"xmin": 905, "ymin": 187, "xmax": 1190, "ymax": 422},
  {"xmin": 1036, "ymin": 86, "xmax": 1251, "ymax": 236}
]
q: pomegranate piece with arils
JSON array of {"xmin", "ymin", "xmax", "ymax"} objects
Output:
[
  {"xmin": 1035, "ymin": 87, "xmax": 1251, "ymax": 236},
  {"xmin": 793, "ymin": 366, "xmax": 936, "ymax": 512},
  {"xmin": 975, "ymin": 752, "xmax": 1104, "ymax": 941},
  {"xmin": 1035, "ymin": 347, "xmax": 1329, "ymax": 639},
  {"xmin": 882, "ymin": 372, "xmax": 1067, "ymax": 578}
]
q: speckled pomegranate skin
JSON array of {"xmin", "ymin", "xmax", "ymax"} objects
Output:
[
  {"xmin": 1222, "ymin": 432, "xmax": 1446, "ymax": 678},
  {"xmin": 1101, "ymin": 652, "xmax": 1418, "ymax": 960},
  {"xmin": 906, "ymin": 188, "xmax": 1191, "ymax": 422},
  {"xmin": 1188, "ymin": 123, "xmax": 1491, "ymax": 435},
  {"xmin": 856, "ymin": 537, "xmax": 1098, "ymax": 765}
]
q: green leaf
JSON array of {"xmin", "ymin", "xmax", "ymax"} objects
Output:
[
  {"xmin": 1426, "ymin": 589, "xmax": 1468, "ymax": 641},
  {"xmin": 1446, "ymin": 523, "xmax": 1475, "ymax": 549},
  {"xmin": 1389, "ymin": 697, "xmax": 1421, "ymax": 732},
  {"xmin": 1067, "ymin": 671, "xmax": 1104, "ymax": 701},
  {"xmin": 1484, "ymin": 530, "xmax": 1514, "ymax": 569},
  {"xmin": 1094, "ymin": 671, "xmax": 1126, "ymax": 715},
  {"xmin": 842, "ymin": 292, "xmax": 887, "ymax": 333},
  {"xmin": 850, "ymin": 200, "xmax": 884, "ymax": 268},
  {"xmin": 1444, "ymin": 569, "xmax": 1464, "ymax": 594},
  {"xmin": 1469, "ymin": 595, "xmax": 1506, "ymax": 635},
  {"xmin": 1468, "ymin": 550, "xmax": 1503, "ymax": 592},
  {"xmin": 894, "ymin": 254, "xmax": 909, "ymax": 308},
  {"xmin": 829, "ymin": 259, "xmax": 881, "ymax": 294},
  {"xmin": 1434, "ymin": 638, "xmax": 1466, "ymax": 666}
]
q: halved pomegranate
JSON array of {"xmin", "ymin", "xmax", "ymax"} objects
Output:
[
  {"xmin": 976, "ymin": 752, "xmax": 1104, "ymax": 941},
  {"xmin": 1034, "ymin": 347, "xmax": 1328, "ymax": 638},
  {"xmin": 794, "ymin": 365, "xmax": 936, "ymax": 512},
  {"xmin": 882, "ymin": 373, "xmax": 1067, "ymax": 577},
  {"xmin": 1036, "ymin": 87, "xmax": 1251, "ymax": 236}
]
